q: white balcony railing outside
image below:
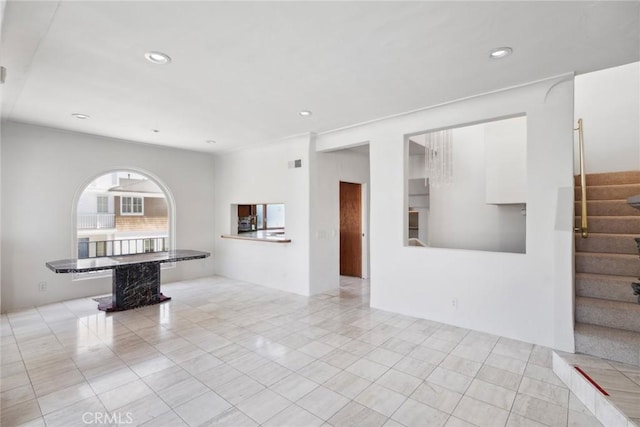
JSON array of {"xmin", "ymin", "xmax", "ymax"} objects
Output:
[
  {"xmin": 78, "ymin": 213, "xmax": 115, "ymax": 230},
  {"xmin": 78, "ymin": 237, "xmax": 168, "ymax": 259}
]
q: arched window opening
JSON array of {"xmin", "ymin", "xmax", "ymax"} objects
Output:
[{"xmin": 74, "ymin": 170, "xmax": 175, "ymax": 275}]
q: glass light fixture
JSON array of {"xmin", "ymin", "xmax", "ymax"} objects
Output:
[{"xmin": 424, "ymin": 129, "xmax": 453, "ymax": 187}]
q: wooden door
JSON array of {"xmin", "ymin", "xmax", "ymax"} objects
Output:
[{"xmin": 340, "ymin": 181, "xmax": 362, "ymax": 277}]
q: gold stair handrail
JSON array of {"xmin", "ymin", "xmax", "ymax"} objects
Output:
[{"xmin": 575, "ymin": 118, "xmax": 588, "ymax": 238}]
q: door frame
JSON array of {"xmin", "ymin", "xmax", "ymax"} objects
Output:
[{"xmin": 360, "ymin": 183, "xmax": 369, "ymax": 279}]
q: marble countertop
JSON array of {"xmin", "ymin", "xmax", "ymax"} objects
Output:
[
  {"xmin": 46, "ymin": 250, "xmax": 210, "ymax": 273},
  {"xmin": 221, "ymin": 229, "xmax": 291, "ymax": 243}
]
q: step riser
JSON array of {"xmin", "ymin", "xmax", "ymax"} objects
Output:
[
  {"xmin": 575, "ymin": 217, "xmax": 640, "ymax": 234},
  {"xmin": 576, "ymin": 276, "xmax": 639, "ymax": 303},
  {"xmin": 575, "ymin": 254, "xmax": 640, "ymax": 276},
  {"xmin": 573, "ymin": 171, "xmax": 640, "ymax": 365},
  {"xmin": 575, "ymin": 235, "xmax": 638, "ymax": 255},
  {"xmin": 575, "ymin": 185, "xmax": 640, "ymax": 200},
  {"xmin": 576, "ymin": 303, "xmax": 640, "ymax": 333},
  {"xmin": 575, "ymin": 171, "xmax": 640, "ymax": 186},
  {"xmin": 575, "ymin": 201, "xmax": 640, "ymax": 217},
  {"xmin": 574, "ymin": 329, "xmax": 640, "ymax": 366}
]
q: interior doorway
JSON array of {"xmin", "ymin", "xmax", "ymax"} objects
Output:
[{"xmin": 340, "ymin": 181, "xmax": 362, "ymax": 277}]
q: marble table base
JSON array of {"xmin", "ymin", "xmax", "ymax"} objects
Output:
[
  {"xmin": 98, "ymin": 263, "xmax": 170, "ymax": 312},
  {"xmin": 97, "ymin": 293, "xmax": 171, "ymax": 312}
]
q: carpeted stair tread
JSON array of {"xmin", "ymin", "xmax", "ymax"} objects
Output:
[
  {"xmin": 576, "ymin": 272, "xmax": 640, "ymax": 303},
  {"xmin": 575, "ymin": 183, "xmax": 640, "ymax": 201},
  {"xmin": 575, "ymin": 200, "xmax": 640, "ymax": 217},
  {"xmin": 575, "ymin": 322, "xmax": 640, "ymax": 366},
  {"xmin": 574, "ymin": 171, "xmax": 640, "ymax": 186},
  {"xmin": 575, "ymin": 216, "xmax": 640, "ymax": 234},
  {"xmin": 575, "ymin": 252, "xmax": 640, "ymax": 276},
  {"xmin": 573, "ymin": 170, "xmax": 640, "ymax": 364},
  {"xmin": 575, "ymin": 233, "xmax": 639, "ymax": 255},
  {"xmin": 576, "ymin": 297, "xmax": 640, "ymax": 333}
]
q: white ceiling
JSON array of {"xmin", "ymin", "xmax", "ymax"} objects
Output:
[{"xmin": 2, "ymin": 1, "xmax": 639, "ymax": 153}]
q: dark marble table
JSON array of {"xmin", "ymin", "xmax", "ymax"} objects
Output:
[{"xmin": 46, "ymin": 250, "xmax": 210, "ymax": 312}]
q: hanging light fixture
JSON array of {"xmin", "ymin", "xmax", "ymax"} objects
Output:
[{"xmin": 424, "ymin": 129, "xmax": 453, "ymax": 187}]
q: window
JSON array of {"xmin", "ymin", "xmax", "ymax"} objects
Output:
[
  {"xmin": 252, "ymin": 203, "xmax": 285, "ymax": 230},
  {"xmin": 96, "ymin": 241, "xmax": 106, "ymax": 257},
  {"xmin": 97, "ymin": 196, "xmax": 108, "ymax": 213},
  {"xmin": 266, "ymin": 204, "xmax": 285, "ymax": 228},
  {"xmin": 78, "ymin": 238, "xmax": 89, "ymax": 259},
  {"xmin": 236, "ymin": 203, "xmax": 285, "ymax": 232},
  {"xmin": 256, "ymin": 205, "xmax": 264, "ymax": 230},
  {"xmin": 75, "ymin": 170, "xmax": 173, "ymax": 280},
  {"xmin": 121, "ymin": 196, "xmax": 143, "ymax": 215}
]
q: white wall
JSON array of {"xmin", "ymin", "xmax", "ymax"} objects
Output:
[
  {"xmin": 77, "ymin": 192, "xmax": 99, "ymax": 214},
  {"xmin": 485, "ymin": 116, "xmax": 527, "ymax": 204},
  {"xmin": 0, "ymin": 0, "xmax": 7, "ymax": 311},
  {"xmin": 575, "ymin": 61, "xmax": 640, "ymax": 173},
  {"xmin": 309, "ymin": 144, "xmax": 370, "ymax": 294},
  {"xmin": 316, "ymin": 75, "xmax": 575, "ymax": 351},
  {"xmin": 213, "ymin": 135, "xmax": 311, "ymax": 296},
  {"xmin": 427, "ymin": 123, "xmax": 526, "ymax": 254},
  {"xmin": 1, "ymin": 122, "xmax": 216, "ymax": 312}
]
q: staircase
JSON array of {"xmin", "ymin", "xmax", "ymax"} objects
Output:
[{"xmin": 574, "ymin": 170, "xmax": 640, "ymax": 366}]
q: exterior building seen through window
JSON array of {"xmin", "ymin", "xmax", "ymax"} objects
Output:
[{"xmin": 76, "ymin": 171, "xmax": 169, "ymax": 260}]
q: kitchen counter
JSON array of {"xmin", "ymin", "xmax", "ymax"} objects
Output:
[{"xmin": 221, "ymin": 229, "xmax": 290, "ymax": 243}]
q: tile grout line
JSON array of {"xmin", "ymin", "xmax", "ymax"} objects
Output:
[
  {"xmin": 2, "ymin": 278, "xmax": 605, "ymax": 427},
  {"xmin": 9, "ymin": 306, "xmax": 55, "ymax": 426}
]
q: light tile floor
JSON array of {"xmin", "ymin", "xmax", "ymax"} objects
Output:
[
  {"xmin": 553, "ymin": 351, "xmax": 640, "ymax": 426},
  {"xmin": 1, "ymin": 276, "xmax": 604, "ymax": 427}
]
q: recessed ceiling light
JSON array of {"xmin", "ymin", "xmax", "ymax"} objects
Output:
[
  {"xmin": 299, "ymin": 110, "xmax": 312, "ymax": 116},
  {"xmin": 144, "ymin": 51, "xmax": 172, "ymax": 65},
  {"xmin": 489, "ymin": 47, "xmax": 513, "ymax": 59},
  {"xmin": 205, "ymin": 140, "xmax": 216, "ymax": 144},
  {"xmin": 72, "ymin": 113, "xmax": 90, "ymax": 119},
  {"xmin": 152, "ymin": 129, "xmax": 160, "ymax": 133}
]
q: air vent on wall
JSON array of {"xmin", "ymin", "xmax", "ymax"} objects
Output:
[{"xmin": 288, "ymin": 159, "xmax": 302, "ymax": 169}]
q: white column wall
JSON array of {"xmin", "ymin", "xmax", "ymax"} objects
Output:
[
  {"xmin": 574, "ymin": 61, "xmax": 640, "ymax": 173},
  {"xmin": 309, "ymin": 143, "xmax": 370, "ymax": 294},
  {"xmin": 316, "ymin": 75, "xmax": 575, "ymax": 351},
  {"xmin": 213, "ymin": 135, "xmax": 311, "ymax": 296},
  {"xmin": 0, "ymin": 0, "xmax": 7, "ymax": 311}
]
